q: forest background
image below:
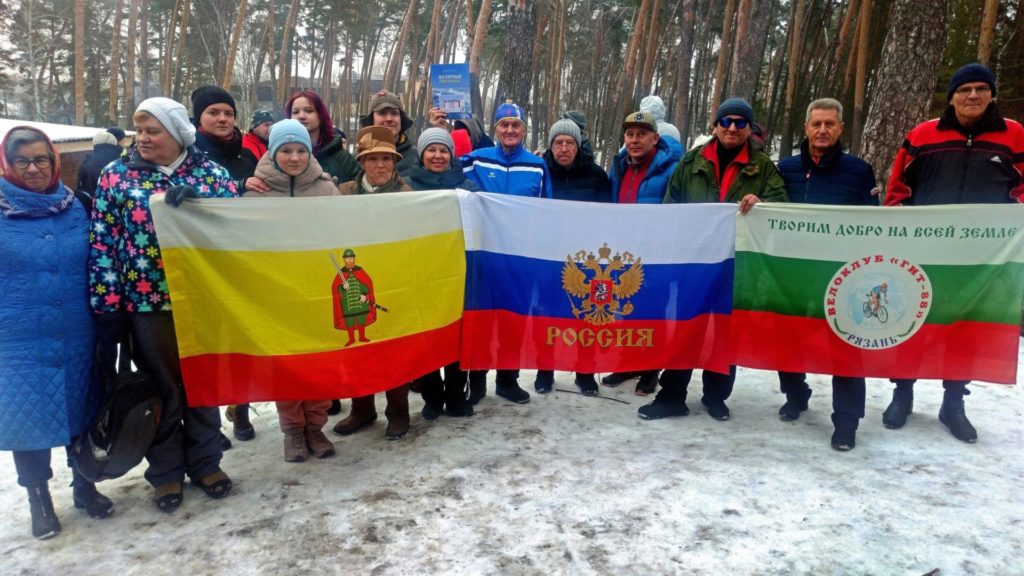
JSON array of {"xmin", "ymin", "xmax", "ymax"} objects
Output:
[{"xmin": 0, "ymin": 0, "xmax": 1020, "ymax": 186}]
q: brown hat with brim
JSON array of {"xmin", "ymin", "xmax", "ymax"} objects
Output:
[
  {"xmin": 622, "ymin": 111, "xmax": 658, "ymax": 133},
  {"xmin": 355, "ymin": 125, "xmax": 403, "ymax": 161}
]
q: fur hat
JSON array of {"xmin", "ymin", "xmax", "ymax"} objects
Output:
[
  {"xmin": 136, "ymin": 97, "xmax": 196, "ymax": 147},
  {"xmin": 354, "ymin": 125, "xmax": 402, "ymax": 161}
]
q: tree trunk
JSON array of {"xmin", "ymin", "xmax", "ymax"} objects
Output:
[
  {"xmin": 639, "ymin": 0, "xmax": 663, "ymax": 97},
  {"xmin": 171, "ymin": 0, "xmax": 191, "ymax": 100},
  {"xmin": 469, "ymin": 0, "xmax": 493, "ymax": 118},
  {"xmin": 495, "ymin": 0, "xmax": 538, "ymax": 115},
  {"xmin": 728, "ymin": 0, "xmax": 770, "ymax": 102},
  {"xmin": 139, "ymin": 0, "xmax": 149, "ymax": 100},
  {"xmin": 708, "ymin": 0, "xmax": 736, "ymax": 124},
  {"xmin": 162, "ymin": 0, "xmax": 180, "ymax": 96},
  {"xmin": 830, "ymin": 0, "xmax": 859, "ymax": 93},
  {"xmin": 126, "ymin": 0, "xmax": 139, "ymax": 117},
  {"xmin": 108, "ymin": 0, "xmax": 124, "ymax": 124},
  {"xmin": 278, "ymin": 0, "xmax": 301, "ymax": 103},
  {"xmin": 977, "ymin": 0, "xmax": 998, "ymax": 65},
  {"xmin": 778, "ymin": 0, "xmax": 805, "ymax": 158},
  {"xmin": 74, "ymin": 0, "xmax": 86, "ymax": 124},
  {"xmin": 384, "ymin": 0, "xmax": 417, "ymax": 92},
  {"xmin": 321, "ymin": 16, "xmax": 336, "ymax": 105},
  {"xmin": 222, "ymin": 0, "xmax": 247, "ymax": 89},
  {"xmin": 251, "ymin": 6, "xmax": 273, "ymax": 109},
  {"xmin": 861, "ymin": 0, "xmax": 952, "ymax": 194},
  {"xmin": 675, "ymin": 0, "xmax": 697, "ymax": 145},
  {"xmin": 850, "ymin": 0, "xmax": 872, "ymax": 154}
]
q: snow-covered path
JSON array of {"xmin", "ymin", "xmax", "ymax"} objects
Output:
[{"xmin": 2, "ymin": 361, "xmax": 1022, "ymax": 575}]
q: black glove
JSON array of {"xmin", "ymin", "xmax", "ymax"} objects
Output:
[{"xmin": 165, "ymin": 184, "xmax": 198, "ymax": 207}]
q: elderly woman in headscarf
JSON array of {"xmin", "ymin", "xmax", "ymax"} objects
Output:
[
  {"xmin": 88, "ymin": 97, "xmax": 237, "ymax": 513},
  {"xmin": 333, "ymin": 126, "xmax": 413, "ymax": 440},
  {"xmin": 0, "ymin": 126, "xmax": 113, "ymax": 539}
]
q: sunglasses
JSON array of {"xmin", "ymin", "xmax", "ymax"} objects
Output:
[{"xmin": 718, "ymin": 117, "xmax": 750, "ymax": 129}]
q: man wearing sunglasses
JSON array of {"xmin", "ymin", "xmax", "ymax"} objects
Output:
[
  {"xmin": 882, "ymin": 63, "xmax": 1024, "ymax": 444},
  {"xmin": 639, "ymin": 98, "xmax": 786, "ymax": 423}
]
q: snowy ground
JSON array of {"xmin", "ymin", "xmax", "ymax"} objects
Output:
[{"xmin": 2, "ymin": 356, "xmax": 1023, "ymax": 575}]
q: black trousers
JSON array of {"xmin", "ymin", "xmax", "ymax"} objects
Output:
[
  {"xmin": 892, "ymin": 379, "xmax": 969, "ymax": 395},
  {"xmin": 130, "ymin": 313, "xmax": 223, "ymax": 487},
  {"xmin": 656, "ymin": 366, "xmax": 737, "ymax": 403},
  {"xmin": 11, "ymin": 446, "xmax": 89, "ymax": 488},
  {"xmin": 779, "ymin": 371, "xmax": 866, "ymax": 427}
]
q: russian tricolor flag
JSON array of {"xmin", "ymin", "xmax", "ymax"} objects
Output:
[{"xmin": 458, "ymin": 191, "xmax": 737, "ymax": 374}]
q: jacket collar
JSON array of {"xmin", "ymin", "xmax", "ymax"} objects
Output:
[
  {"xmin": 799, "ymin": 138, "xmax": 845, "ymax": 169},
  {"xmin": 937, "ymin": 101, "xmax": 1006, "ymax": 135}
]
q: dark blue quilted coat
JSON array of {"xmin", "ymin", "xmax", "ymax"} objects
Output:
[{"xmin": 0, "ymin": 178, "xmax": 98, "ymax": 451}]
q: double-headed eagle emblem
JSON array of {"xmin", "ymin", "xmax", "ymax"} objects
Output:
[{"xmin": 561, "ymin": 242, "xmax": 644, "ymax": 326}]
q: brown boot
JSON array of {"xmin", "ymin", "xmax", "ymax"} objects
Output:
[
  {"xmin": 305, "ymin": 427, "xmax": 336, "ymax": 458},
  {"xmin": 332, "ymin": 395, "xmax": 378, "ymax": 435},
  {"xmin": 283, "ymin": 430, "xmax": 308, "ymax": 462},
  {"xmin": 384, "ymin": 383, "xmax": 410, "ymax": 440}
]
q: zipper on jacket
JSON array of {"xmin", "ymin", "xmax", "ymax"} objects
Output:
[{"xmin": 290, "ymin": 177, "xmax": 295, "ymax": 197}]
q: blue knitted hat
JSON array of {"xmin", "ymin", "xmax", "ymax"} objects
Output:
[
  {"xmin": 947, "ymin": 63, "xmax": 996, "ymax": 102},
  {"xmin": 493, "ymin": 100, "xmax": 526, "ymax": 127},
  {"xmin": 268, "ymin": 119, "xmax": 312, "ymax": 167},
  {"xmin": 716, "ymin": 97, "xmax": 754, "ymax": 124}
]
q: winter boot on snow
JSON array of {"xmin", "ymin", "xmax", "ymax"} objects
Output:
[
  {"xmin": 601, "ymin": 372, "xmax": 638, "ymax": 387},
  {"xmin": 444, "ymin": 372, "xmax": 474, "ymax": 417},
  {"xmin": 779, "ymin": 388, "xmax": 813, "ymax": 422},
  {"xmin": 534, "ymin": 370, "xmax": 555, "ymax": 394},
  {"xmin": 305, "ymin": 427, "xmax": 336, "ymax": 458},
  {"xmin": 638, "ymin": 371, "xmax": 689, "ymax": 420},
  {"xmin": 72, "ymin": 481, "xmax": 114, "ymax": 518},
  {"xmin": 418, "ymin": 371, "xmax": 445, "ymax": 420},
  {"xmin": 939, "ymin": 387, "xmax": 977, "ymax": 443},
  {"xmin": 830, "ymin": 414, "xmax": 857, "ymax": 451},
  {"xmin": 634, "ymin": 371, "xmax": 658, "ymax": 396},
  {"xmin": 575, "ymin": 373, "xmax": 599, "ymax": 396},
  {"xmin": 495, "ymin": 371, "xmax": 530, "ymax": 404},
  {"xmin": 882, "ymin": 383, "xmax": 914, "ymax": 429},
  {"xmin": 27, "ymin": 484, "xmax": 61, "ymax": 540},
  {"xmin": 230, "ymin": 403, "xmax": 255, "ymax": 441},
  {"xmin": 385, "ymin": 384, "xmax": 411, "ymax": 440},
  {"xmin": 283, "ymin": 430, "xmax": 308, "ymax": 462},
  {"xmin": 332, "ymin": 395, "xmax": 378, "ymax": 435},
  {"xmin": 467, "ymin": 371, "xmax": 487, "ymax": 406}
]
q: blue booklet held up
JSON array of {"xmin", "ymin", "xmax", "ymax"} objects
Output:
[{"xmin": 431, "ymin": 63, "xmax": 472, "ymax": 120}]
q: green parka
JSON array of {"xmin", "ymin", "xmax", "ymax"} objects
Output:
[{"xmin": 665, "ymin": 138, "xmax": 788, "ymax": 204}]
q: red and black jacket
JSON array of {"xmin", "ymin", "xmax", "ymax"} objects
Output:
[{"xmin": 885, "ymin": 103, "xmax": 1024, "ymax": 206}]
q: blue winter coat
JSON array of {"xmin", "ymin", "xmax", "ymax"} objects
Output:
[
  {"xmin": 777, "ymin": 140, "xmax": 878, "ymax": 206},
  {"xmin": 609, "ymin": 137, "xmax": 680, "ymax": 203},
  {"xmin": 461, "ymin": 144, "xmax": 553, "ymax": 197},
  {"xmin": 0, "ymin": 179, "xmax": 98, "ymax": 451}
]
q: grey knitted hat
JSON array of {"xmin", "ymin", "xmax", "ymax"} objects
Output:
[
  {"xmin": 136, "ymin": 97, "xmax": 196, "ymax": 147},
  {"xmin": 417, "ymin": 127, "xmax": 455, "ymax": 156},
  {"xmin": 548, "ymin": 119, "xmax": 582, "ymax": 148}
]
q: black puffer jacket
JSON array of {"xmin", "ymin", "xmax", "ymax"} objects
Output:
[
  {"xmin": 543, "ymin": 149, "xmax": 612, "ymax": 203},
  {"xmin": 76, "ymin": 143, "xmax": 122, "ymax": 197},
  {"xmin": 193, "ymin": 127, "xmax": 258, "ymax": 192}
]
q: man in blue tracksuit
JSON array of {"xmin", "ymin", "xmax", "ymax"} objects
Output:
[
  {"xmin": 775, "ymin": 97, "xmax": 878, "ymax": 451},
  {"xmin": 462, "ymin": 101, "xmax": 552, "ymax": 405}
]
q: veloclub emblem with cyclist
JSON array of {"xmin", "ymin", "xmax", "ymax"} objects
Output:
[{"xmin": 824, "ymin": 254, "xmax": 932, "ymax": 349}]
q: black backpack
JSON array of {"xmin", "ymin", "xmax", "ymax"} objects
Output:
[{"xmin": 73, "ymin": 334, "xmax": 162, "ymax": 483}]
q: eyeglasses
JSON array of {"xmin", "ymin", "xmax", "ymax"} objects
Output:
[
  {"xmin": 552, "ymin": 140, "xmax": 577, "ymax": 150},
  {"xmin": 11, "ymin": 155, "xmax": 54, "ymax": 170},
  {"xmin": 954, "ymin": 85, "xmax": 991, "ymax": 96},
  {"xmin": 718, "ymin": 117, "xmax": 749, "ymax": 130}
]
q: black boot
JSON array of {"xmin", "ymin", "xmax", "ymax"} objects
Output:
[
  {"xmin": 495, "ymin": 370, "xmax": 530, "ymax": 404},
  {"xmin": 327, "ymin": 399, "xmax": 343, "ymax": 416},
  {"xmin": 232, "ymin": 403, "xmax": 255, "ymax": 441},
  {"xmin": 444, "ymin": 371, "xmax": 474, "ymax": 417},
  {"xmin": 601, "ymin": 372, "xmax": 637, "ymax": 387},
  {"xmin": 634, "ymin": 371, "xmax": 658, "ymax": 396},
  {"xmin": 534, "ymin": 370, "xmax": 554, "ymax": 394},
  {"xmin": 27, "ymin": 484, "xmax": 61, "ymax": 539},
  {"xmin": 73, "ymin": 481, "xmax": 114, "ymax": 519},
  {"xmin": 575, "ymin": 373, "xmax": 598, "ymax": 396},
  {"xmin": 779, "ymin": 388, "xmax": 812, "ymax": 422},
  {"xmin": 830, "ymin": 414, "xmax": 857, "ymax": 451},
  {"xmin": 467, "ymin": 371, "xmax": 487, "ymax": 406},
  {"xmin": 638, "ymin": 370, "xmax": 689, "ymax": 420},
  {"xmin": 939, "ymin": 388, "xmax": 977, "ymax": 443},
  {"xmin": 882, "ymin": 385, "xmax": 914, "ymax": 429},
  {"xmin": 418, "ymin": 371, "xmax": 445, "ymax": 420}
]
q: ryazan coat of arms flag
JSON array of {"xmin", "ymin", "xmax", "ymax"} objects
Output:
[
  {"xmin": 733, "ymin": 203, "xmax": 1024, "ymax": 384},
  {"xmin": 458, "ymin": 191, "xmax": 737, "ymax": 374},
  {"xmin": 150, "ymin": 191, "xmax": 465, "ymax": 406}
]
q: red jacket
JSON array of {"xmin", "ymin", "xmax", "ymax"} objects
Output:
[
  {"xmin": 242, "ymin": 131, "xmax": 268, "ymax": 161},
  {"xmin": 885, "ymin": 104, "xmax": 1024, "ymax": 206}
]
